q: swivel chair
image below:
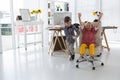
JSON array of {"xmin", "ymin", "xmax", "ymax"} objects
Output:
[{"xmin": 75, "ymin": 22, "xmax": 104, "ymax": 70}]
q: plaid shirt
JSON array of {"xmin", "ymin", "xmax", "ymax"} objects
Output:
[{"xmin": 64, "ymin": 25, "xmax": 80, "ymax": 43}]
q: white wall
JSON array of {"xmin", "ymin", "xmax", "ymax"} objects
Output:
[
  {"xmin": 39, "ymin": 0, "xmax": 48, "ymax": 47},
  {"xmin": 69, "ymin": 0, "xmax": 75, "ymax": 23},
  {"xmin": 102, "ymin": 0, "xmax": 120, "ymax": 42},
  {"xmin": 76, "ymin": 0, "xmax": 99, "ymax": 22},
  {"xmin": 24, "ymin": 0, "xmax": 39, "ymax": 10},
  {"xmin": 102, "ymin": 0, "xmax": 120, "ymax": 26},
  {"xmin": 76, "ymin": 0, "xmax": 120, "ymax": 42}
]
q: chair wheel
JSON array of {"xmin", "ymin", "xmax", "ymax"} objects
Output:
[
  {"xmin": 92, "ymin": 67, "xmax": 95, "ymax": 70},
  {"xmin": 101, "ymin": 63, "xmax": 104, "ymax": 66},
  {"xmin": 76, "ymin": 65, "xmax": 79, "ymax": 68},
  {"xmin": 76, "ymin": 60, "xmax": 79, "ymax": 63}
]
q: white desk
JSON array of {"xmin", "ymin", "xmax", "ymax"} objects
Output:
[
  {"xmin": 101, "ymin": 26, "xmax": 117, "ymax": 52},
  {"xmin": 15, "ymin": 21, "xmax": 44, "ymax": 50}
]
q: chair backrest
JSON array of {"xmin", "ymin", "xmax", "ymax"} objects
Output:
[{"xmin": 73, "ymin": 23, "xmax": 80, "ymax": 29}]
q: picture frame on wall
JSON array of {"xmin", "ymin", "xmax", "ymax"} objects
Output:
[{"xmin": 19, "ymin": 9, "xmax": 31, "ymax": 21}]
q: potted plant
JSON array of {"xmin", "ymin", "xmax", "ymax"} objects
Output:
[{"xmin": 56, "ymin": 5, "xmax": 60, "ymax": 11}]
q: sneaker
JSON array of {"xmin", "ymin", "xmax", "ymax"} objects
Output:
[
  {"xmin": 89, "ymin": 56, "xmax": 94, "ymax": 61},
  {"xmin": 71, "ymin": 55, "xmax": 75, "ymax": 60},
  {"xmin": 77, "ymin": 56, "xmax": 86, "ymax": 61},
  {"xmin": 69, "ymin": 55, "xmax": 75, "ymax": 61},
  {"xmin": 69, "ymin": 55, "xmax": 73, "ymax": 61}
]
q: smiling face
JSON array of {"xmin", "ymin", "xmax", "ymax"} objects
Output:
[
  {"xmin": 64, "ymin": 16, "xmax": 72, "ymax": 27},
  {"xmin": 85, "ymin": 22, "xmax": 93, "ymax": 30},
  {"xmin": 65, "ymin": 20, "xmax": 72, "ymax": 27}
]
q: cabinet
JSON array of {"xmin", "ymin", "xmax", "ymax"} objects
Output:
[
  {"xmin": 48, "ymin": 0, "xmax": 70, "ymax": 25},
  {"xmin": 48, "ymin": 0, "xmax": 71, "ymax": 45},
  {"xmin": 15, "ymin": 20, "xmax": 44, "ymax": 50}
]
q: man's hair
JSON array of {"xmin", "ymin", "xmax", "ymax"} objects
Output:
[{"xmin": 64, "ymin": 16, "xmax": 71, "ymax": 23}]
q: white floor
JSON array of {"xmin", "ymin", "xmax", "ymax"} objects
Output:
[{"xmin": 0, "ymin": 44, "xmax": 120, "ymax": 80}]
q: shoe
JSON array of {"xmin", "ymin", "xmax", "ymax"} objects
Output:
[
  {"xmin": 96, "ymin": 53, "xmax": 102, "ymax": 57},
  {"xmin": 77, "ymin": 56, "xmax": 86, "ymax": 61},
  {"xmin": 69, "ymin": 55, "xmax": 73, "ymax": 61},
  {"xmin": 69, "ymin": 55, "xmax": 75, "ymax": 61},
  {"xmin": 71, "ymin": 55, "xmax": 75, "ymax": 60},
  {"xmin": 89, "ymin": 56, "xmax": 94, "ymax": 61}
]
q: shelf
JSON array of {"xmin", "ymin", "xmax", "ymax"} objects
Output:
[
  {"xmin": 19, "ymin": 32, "xmax": 41, "ymax": 35},
  {"xmin": 54, "ymin": 11, "xmax": 70, "ymax": 13},
  {"xmin": 15, "ymin": 20, "xmax": 43, "ymax": 50},
  {"xmin": 15, "ymin": 21, "xmax": 43, "ymax": 26},
  {"xmin": 27, "ymin": 41, "xmax": 42, "ymax": 45},
  {"xmin": 48, "ymin": 0, "xmax": 70, "ymax": 25}
]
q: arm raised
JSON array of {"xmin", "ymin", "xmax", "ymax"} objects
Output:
[
  {"xmin": 95, "ymin": 12, "xmax": 103, "ymax": 27},
  {"xmin": 78, "ymin": 13, "xmax": 84, "ymax": 27}
]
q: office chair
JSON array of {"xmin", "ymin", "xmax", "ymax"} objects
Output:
[{"xmin": 75, "ymin": 22, "xmax": 104, "ymax": 70}]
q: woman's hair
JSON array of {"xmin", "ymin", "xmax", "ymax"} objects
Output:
[{"xmin": 64, "ymin": 16, "xmax": 71, "ymax": 23}]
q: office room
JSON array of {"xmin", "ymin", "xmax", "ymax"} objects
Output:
[{"xmin": 0, "ymin": 0, "xmax": 120, "ymax": 80}]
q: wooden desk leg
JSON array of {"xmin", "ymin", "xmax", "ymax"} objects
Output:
[
  {"xmin": 103, "ymin": 32, "xmax": 110, "ymax": 52},
  {"xmin": 57, "ymin": 31, "xmax": 63, "ymax": 50},
  {"xmin": 60, "ymin": 31, "xmax": 66, "ymax": 49},
  {"xmin": 51, "ymin": 31, "xmax": 59, "ymax": 55},
  {"xmin": 49, "ymin": 31, "xmax": 55, "ymax": 54},
  {"xmin": 60, "ymin": 31, "xmax": 67, "ymax": 49}
]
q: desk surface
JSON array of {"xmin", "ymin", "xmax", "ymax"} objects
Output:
[
  {"xmin": 47, "ymin": 27, "xmax": 64, "ymax": 31},
  {"xmin": 102, "ymin": 26, "xmax": 117, "ymax": 29},
  {"xmin": 15, "ymin": 21, "xmax": 43, "ymax": 25}
]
